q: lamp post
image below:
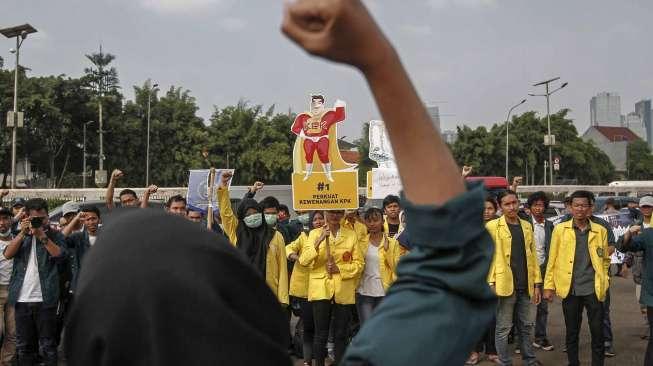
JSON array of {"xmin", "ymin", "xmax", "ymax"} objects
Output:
[
  {"xmin": 146, "ymin": 83, "xmax": 158, "ymax": 186},
  {"xmin": 505, "ymin": 99, "xmax": 527, "ymax": 180},
  {"xmin": 0, "ymin": 24, "xmax": 37, "ymax": 189},
  {"xmin": 83, "ymin": 121, "xmax": 94, "ymax": 188},
  {"xmin": 529, "ymin": 78, "xmax": 568, "ymax": 185}
]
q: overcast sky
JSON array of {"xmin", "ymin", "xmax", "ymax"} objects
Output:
[{"xmin": 2, "ymin": 0, "xmax": 652, "ymax": 140}]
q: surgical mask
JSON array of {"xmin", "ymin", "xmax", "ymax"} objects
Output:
[
  {"xmin": 297, "ymin": 213, "xmax": 310, "ymax": 225},
  {"xmin": 243, "ymin": 214, "xmax": 263, "ymax": 229},
  {"xmin": 264, "ymin": 214, "xmax": 278, "ymax": 226}
]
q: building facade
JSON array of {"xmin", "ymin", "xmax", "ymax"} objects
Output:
[{"xmin": 590, "ymin": 92, "xmax": 622, "ymax": 127}]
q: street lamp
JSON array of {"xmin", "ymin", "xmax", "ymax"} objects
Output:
[
  {"xmin": 505, "ymin": 99, "xmax": 527, "ymax": 181},
  {"xmin": 0, "ymin": 24, "xmax": 37, "ymax": 189},
  {"xmin": 83, "ymin": 121, "xmax": 94, "ymax": 188},
  {"xmin": 146, "ymin": 82, "xmax": 158, "ymax": 186},
  {"xmin": 529, "ymin": 77, "xmax": 568, "ymax": 185}
]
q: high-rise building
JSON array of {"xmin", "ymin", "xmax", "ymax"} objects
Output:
[
  {"xmin": 442, "ymin": 129, "xmax": 458, "ymax": 144},
  {"xmin": 626, "ymin": 112, "xmax": 646, "ymax": 141},
  {"xmin": 635, "ymin": 99, "xmax": 652, "ymax": 148},
  {"xmin": 590, "ymin": 92, "xmax": 622, "ymax": 127},
  {"xmin": 427, "ymin": 106, "xmax": 440, "ymax": 131}
]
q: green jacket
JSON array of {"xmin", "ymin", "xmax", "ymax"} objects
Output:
[{"xmin": 343, "ymin": 183, "xmax": 496, "ymax": 365}]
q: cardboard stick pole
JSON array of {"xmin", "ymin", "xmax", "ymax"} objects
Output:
[{"xmin": 206, "ymin": 168, "xmax": 216, "ymax": 230}]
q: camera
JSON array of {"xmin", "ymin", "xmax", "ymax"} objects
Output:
[{"xmin": 30, "ymin": 217, "xmax": 44, "ymax": 229}]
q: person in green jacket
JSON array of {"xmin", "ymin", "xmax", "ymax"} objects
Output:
[{"xmin": 282, "ymin": 1, "xmax": 496, "ymax": 365}]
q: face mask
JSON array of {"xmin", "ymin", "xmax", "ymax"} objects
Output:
[
  {"xmin": 0, "ymin": 229, "xmax": 10, "ymax": 238},
  {"xmin": 297, "ymin": 214, "xmax": 310, "ymax": 225},
  {"xmin": 243, "ymin": 214, "xmax": 263, "ymax": 229},
  {"xmin": 264, "ymin": 214, "xmax": 278, "ymax": 226}
]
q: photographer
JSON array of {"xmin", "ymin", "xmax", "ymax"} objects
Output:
[{"xmin": 3, "ymin": 198, "xmax": 66, "ymax": 365}]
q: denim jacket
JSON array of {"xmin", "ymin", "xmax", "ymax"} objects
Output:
[
  {"xmin": 7, "ymin": 230, "xmax": 66, "ymax": 306},
  {"xmin": 66, "ymin": 229, "xmax": 95, "ymax": 293}
]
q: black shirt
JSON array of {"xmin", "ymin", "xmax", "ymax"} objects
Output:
[
  {"xmin": 388, "ymin": 223, "xmax": 400, "ymax": 237},
  {"xmin": 508, "ymin": 222, "xmax": 528, "ymax": 291}
]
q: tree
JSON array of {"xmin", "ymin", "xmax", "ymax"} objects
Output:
[
  {"xmin": 354, "ymin": 122, "xmax": 375, "ymax": 183},
  {"xmin": 451, "ymin": 109, "xmax": 615, "ymax": 184},
  {"xmin": 627, "ymin": 140, "xmax": 653, "ymax": 180}
]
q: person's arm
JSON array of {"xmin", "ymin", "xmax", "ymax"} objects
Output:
[
  {"xmin": 282, "ymin": 3, "xmax": 492, "ymax": 365},
  {"xmin": 216, "ymin": 171, "xmax": 238, "ymax": 246},
  {"xmin": 140, "ymin": 185, "xmax": 158, "ymax": 208},
  {"xmin": 336, "ymin": 233, "xmax": 364, "ymax": 280},
  {"xmin": 32, "ymin": 227, "xmax": 63, "ymax": 258},
  {"xmin": 286, "ymin": 234, "xmax": 304, "ymax": 261},
  {"xmin": 510, "ymin": 176, "xmax": 522, "ymax": 192},
  {"xmin": 543, "ymin": 227, "xmax": 561, "ymax": 300},
  {"xmin": 62, "ymin": 212, "xmax": 82, "ymax": 237},
  {"xmin": 275, "ymin": 235, "xmax": 290, "ymax": 305},
  {"xmin": 619, "ymin": 225, "xmax": 644, "ymax": 252},
  {"xmin": 243, "ymin": 181, "xmax": 264, "ymax": 200},
  {"xmin": 105, "ymin": 169, "xmax": 123, "ymax": 210},
  {"xmin": 298, "ymin": 230, "xmax": 322, "ymax": 267},
  {"xmin": 3, "ymin": 218, "xmax": 29, "ymax": 259}
]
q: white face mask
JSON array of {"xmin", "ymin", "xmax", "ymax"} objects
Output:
[{"xmin": 0, "ymin": 229, "xmax": 10, "ymax": 238}]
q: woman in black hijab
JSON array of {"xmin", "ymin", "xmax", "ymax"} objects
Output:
[
  {"xmin": 217, "ymin": 171, "xmax": 289, "ymax": 305},
  {"xmin": 64, "ymin": 209, "xmax": 291, "ymax": 366}
]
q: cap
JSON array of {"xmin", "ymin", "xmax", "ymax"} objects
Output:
[
  {"xmin": 11, "ymin": 198, "xmax": 26, "ymax": 208},
  {"xmin": 62, "ymin": 201, "xmax": 80, "ymax": 216},
  {"xmin": 639, "ymin": 196, "xmax": 653, "ymax": 208},
  {"xmin": 0, "ymin": 207, "xmax": 12, "ymax": 217}
]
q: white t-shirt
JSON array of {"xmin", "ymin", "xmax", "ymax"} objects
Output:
[
  {"xmin": 89, "ymin": 235, "xmax": 97, "ymax": 246},
  {"xmin": 532, "ymin": 217, "xmax": 546, "ymax": 266},
  {"xmin": 0, "ymin": 237, "xmax": 13, "ymax": 286},
  {"xmin": 18, "ymin": 237, "xmax": 43, "ymax": 303},
  {"xmin": 357, "ymin": 243, "xmax": 385, "ymax": 297}
]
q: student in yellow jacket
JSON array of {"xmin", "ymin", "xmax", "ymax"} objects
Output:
[
  {"xmin": 286, "ymin": 210, "xmax": 325, "ymax": 366},
  {"xmin": 486, "ymin": 190, "xmax": 542, "ymax": 366},
  {"xmin": 543, "ymin": 190, "xmax": 611, "ymax": 366},
  {"xmin": 356, "ymin": 207, "xmax": 404, "ymax": 326},
  {"xmin": 299, "ymin": 209, "xmax": 363, "ymax": 366},
  {"xmin": 217, "ymin": 171, "xmax": 289, "ymax": 306},
  {"xmin": 342, "ymin": 210, "xmax": 367, "ymax": 243}
]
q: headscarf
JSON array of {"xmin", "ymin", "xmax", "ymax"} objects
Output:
[
  {"xmin": 64, "ymin": 209, "xmax": 291, "ymax": 366},
  {"xmin": 235, "ymin": 198, "xmax": 275, "ymax": 276}
]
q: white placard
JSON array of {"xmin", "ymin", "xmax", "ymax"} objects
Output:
[{"xmin": 370, "ymin": 168, "xmax": 402, "ymax": 199}]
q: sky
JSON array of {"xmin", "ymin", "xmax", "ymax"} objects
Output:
[{"xmin": 2, "ymin": 0, "xmax": 652, "ymax": 141}]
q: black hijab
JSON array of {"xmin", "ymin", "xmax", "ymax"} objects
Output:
[
  {"xmin": 64, "ymin": 209, "xmax": 290, "ymax": 366},
  {"xmin": 235, "ymin": 198, "xmax": 275, "ymax": 276}
]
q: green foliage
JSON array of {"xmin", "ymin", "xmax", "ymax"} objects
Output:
[
  {"xmin": 627, "ymin": 140, "xmax": 653, "ymax": 180},
  {"xmin": 354, "ymin": 122, "xmax": 375, "ymax": 183},
  {"xmin": 451, "ymin": 109, "xmax": 615, "ymax": 184}
]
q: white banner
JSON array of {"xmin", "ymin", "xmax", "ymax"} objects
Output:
[{"xmin": 370, "ymin": 168, "xmax": 402, "ymax": 199}]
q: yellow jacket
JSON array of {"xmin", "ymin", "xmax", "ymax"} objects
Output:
[
  {"xmin": 299, "ymin": 226, "xmax": 364, "ymax": 304},
  {"xmin": 342, "ymin": 218, "xmax": 367, "ymax": 243},
  {"xmin": 358, "ymin": 234, "xmax": 404, "ymax": 292},
  {"xmin": 286, "ymin": 231, "xmax": 311, "ymax": 299},
  {"xmin": 218, "ymin": 187, "xmax": 289, "ymax": 305},
  {"xmin": 486, "ymin": 216, "xmax": 542, "ymax": 298},
  {"xmin": 544, "ymin": 219, "xmax": 611, "ymax": 301}
]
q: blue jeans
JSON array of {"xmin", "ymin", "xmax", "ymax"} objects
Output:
[
  {"xmin": 534, "ymin": 264, "xmax": 548, "ymax": 340},
  {"xmin": 495, "ymin": 290, "xmax": 537, "ymax": 366},
  {"xmin": 355, "ymin": 293, "xmax": 384, "ymax": 326}
]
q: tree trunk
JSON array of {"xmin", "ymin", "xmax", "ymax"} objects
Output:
[
  {"xmin": 49, "ymin": 156, "xmax": 56, "ymax": 189},
  {"xmin": 57, "ymin": 148, "xmax": 71, "ymax": 188}
]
